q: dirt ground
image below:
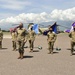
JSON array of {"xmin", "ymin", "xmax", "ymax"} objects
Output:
[{"xmin": 0, "ymin": 33, "xmax": 75, "ymax": 75}]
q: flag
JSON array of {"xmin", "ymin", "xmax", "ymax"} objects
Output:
[
  {"xmin": 43, "ymin": 22, "xmax": 58, "ymax": 35},
  {"xmin": 72, "ymin": 22, "xmax": 75, "ymax": 26},
  {"xmin": 32, "ymin": 24, "xmax": 39, "ymax": 34},
  {"xmin": 10, "ymin": 28, "xmax": 14, "ymax": 32},
  {"xmin": 43, "ymin": 30, "xmax": 49, "ymax": 35},
  {"xmin": 65, "ymin": 22, "xmax": 75, "ymax": 33},
  {"xmin": 9, "ymin": 26, "xmax": 19, "ymax": 33},
  {"xmin": 51, "ymin": 22, "xmax": 58, "ymax": 33},
  {"xmin": 65, "ymin": 29, "xmax": 70, "ymax": 33}
]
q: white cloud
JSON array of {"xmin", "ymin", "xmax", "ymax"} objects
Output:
[
  {"xmin": 0, "ymin": 12, "xmax": 50, "ymax": 24},
  {"xmin": 50, "ymin": 7, "xmax": 75, "ymax": 21},
  {"xmin": 0, "ymin": 7, "xmax": 75, "ymax": 25}
]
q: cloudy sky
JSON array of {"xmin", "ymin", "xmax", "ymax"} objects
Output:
[{"xmin": 0, "ymin": 0, "xmax": 75, "ymax": 29}]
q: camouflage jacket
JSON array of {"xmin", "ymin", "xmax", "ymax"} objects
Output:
[
  {"xmin": 17, "ymin": 28, "xmax": 27, "ymax": 41},
  {"xmin": 27, "ymin": 30, "xmax": 36, "ymax": 41},
  {"xmin": 11, "ymin": 32, "xmax": 17, "ymax": 41},
  {"xmin": 47, "ymin": 32, "xmax": 57, "ymax": 42},
  {"xmin": 0, "ymin": 31, "xmax": 3, "ymax": 41},
  {"xmin": 69, "ymin": 31, "xmax": 75, "ymax": 42}
]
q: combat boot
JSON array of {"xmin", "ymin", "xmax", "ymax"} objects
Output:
[
  {"xmin": 29, "ymin": 49, "xmax": 33, "ymax": 52},
  {"xmin": 0, "ymin": 45, "xmax": 2, "ymax": 49},
  {"xmin": 70, "ymin": 49, "xmax": 73, "ymax": 56},
  {"xmin": 48, "ymin": 51, "xmax": 51, "ymax": 54},
  {"xmin": 21, "ymin": 53, "xmax": 24, "ymax": 59},
  {"xmin": 18, "ymin": 53, "xmax": 21, "ymax": 59}
]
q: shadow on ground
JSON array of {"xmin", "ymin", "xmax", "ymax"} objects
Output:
[
  {"xmin": 23, "ymin": 55, "xmax": 33, "ymax": 58},
  {"xmin": 67, "ymin": 48, "xmax": 75, "ymax": 52},
  {"xmin": 72, "ymin": 53, "xmax": 75, "ymax": 55},
  {"xmin": 53, "ymin": 52, "xmax": 59, "ymax": 54},
  {"xmin": 0, "ymin": 48, "xmax": 8, "ymax": 50},
  {"xmin": 67, "ymin": 48, "xmax": 71, "ymax": 50},
  {"xmin": 33, "ymin": 50, "xmax": 39, "ymax": 52}
]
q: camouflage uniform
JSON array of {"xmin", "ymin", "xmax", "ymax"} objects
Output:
[
  {"xmin": 0, "ymin": 29, "xmax": 3, "ymax": 48},
  {"xmin": 17, "ymin": 27, "xmax": 27, "ymax": 59},
  {"xmin": 69, "ymin": 30, "xmax": 75, "ymax": 55},
  {"xmin": 47, "ymin": 31, "xmax": 57, "ymax": 54},
  {"xmin": 28, "ymin": 29, "xmax": 36, "ymax": 52},
  {"xmin": 11, "ymin": 31, "xmax": 17, "ymax": 51}
]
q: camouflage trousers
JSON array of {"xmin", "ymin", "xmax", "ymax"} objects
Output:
[
  {"xmin": 71, "ymin": 41, "xmax": 75, "ymax": 54},
  {"xmin": 17, "ymin": 40, "xmax": 25, "ymax": 54},
  {"xmin": 29, "ymin": 40, "xmax": 34, "ymax": 50},
  {"xmin": 12, "ymin": 41, "xmax": 16, "ymax": 50},
  {"xmin": 48, "ymin": 42, "xmax": 54, "ymax": 53},
  {"xmin": 0, "ymin": 41, "xmax": 2, "ymax": 48}
]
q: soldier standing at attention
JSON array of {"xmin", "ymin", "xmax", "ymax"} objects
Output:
[
  {"xmin": 47, "ymin": 27, "xmax": 57, "ymax": 54},
  {"xmin": 69, "ymin": 26, "xmax": 75, "ymax": 56},
  {"xmin": 28, "ymin": 27, "xmax": 36, "ymax": 52},
  {"xmin": 11, "ymin": 30, "xmax": 17, "ymax": 51},
  {"xmin": 17, "ymin": 23, "xmax": 27, "ymax": 59},
  {"xmin": 0, "ymin": 28, "xmax": 3, "ymax": 49}
]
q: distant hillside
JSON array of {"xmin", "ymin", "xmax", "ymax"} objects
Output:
[
  {"xmin": 40, "ymin": 20, "xmax": 73, "ymax": 31},
  {"xmin": 0, "ymin": 20, "xmax": 73, "ymax": 31}
]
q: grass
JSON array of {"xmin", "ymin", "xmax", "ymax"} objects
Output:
[{"xmin": 3, "ymin": 32, "xmax": 10, "ymax": 35}]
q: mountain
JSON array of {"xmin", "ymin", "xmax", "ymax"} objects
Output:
[
  {"xmin": 0, "ymin": 20, "xmax": 73, "ymax": 31},
  {"xmin": 40, "ymin": 20, "xmax": 73, "ymax": 31}
]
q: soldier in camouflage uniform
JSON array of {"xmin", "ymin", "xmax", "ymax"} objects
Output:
[
  {"xmin": 28, "ymin": 27, "xmax": 36, "ymax": 52},
  {"xmin": 17, "ymin": 23, "xmax": 27, "ymax": 59},
  {"xmin": 0, "ymin": 28, "xmax": 3, "ymax": 49},
  {"xmin": 11, "ymin": 30, "xmax": 17, "ymax": 51},
  {"xmin": 47, "ymin": 27, "xmax": 57, "ymax": 54},
  {"xmin": 69, "ymin": 26, "xmax": 75, "ymax": 56}
]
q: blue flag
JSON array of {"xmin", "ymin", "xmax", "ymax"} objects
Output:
[
  {"xmin": 43, "ymin": 23, "xmax": 58, "ymax": 35},
  {"xmin": 65, "ymin": 29, "xmax": 70, "ymax": 33},
  {"xmin": 51, "ymin": 23, "xmax": 57, "ymax": 33},
  {"xmin": 43, "ymin": 30, "xmax": 49, "ymax": 35},
  {"xmin": 72, "ymin": 22, "xmax": 75, "ymax": 26},
  {"xmin": 65, "ymin": 22, "xmax": 75, "ymax": 33},
  {"xmin": 32, "ymin": 24, "xmax": 39, "ymax": 34}
]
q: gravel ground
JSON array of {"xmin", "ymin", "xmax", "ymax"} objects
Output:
[{"xmin": 0, "ymin": 33, "xmax": 75, "ymax": 75}]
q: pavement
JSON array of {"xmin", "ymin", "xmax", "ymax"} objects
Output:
[{"xmin": 0, "ymin": 33, "xmax": 75, "ymax": 75}]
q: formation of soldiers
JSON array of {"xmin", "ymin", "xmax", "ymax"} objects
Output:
[
  {"xmin": 0, "ymin": 23, "xmax": 75, "ymax": 59},
  {"xmin": 11, "ymin": 23, "xmax": 36, "ymax": 59}
]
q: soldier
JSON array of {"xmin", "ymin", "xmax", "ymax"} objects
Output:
[
  {"xmin": 11, "ymin": 30, "xmax": 17, "ymax": 51},
  {"xmin": 47, "ymin": 27, "xmax": 57, "ymax": 54},
  {"xmin": 0, "ymin": 28, "xmax": 3, "ymax": 49},
  {"xmin": 28, "ymin": 27, "xmax": 36, "ymax": 52},
  {"xmin": 69, "ymin": 26, "xmax": 75, "ymax": 56},
  {"xmin": 17, "ymin": 23, "xmax": 27, "ymax": 59}
]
